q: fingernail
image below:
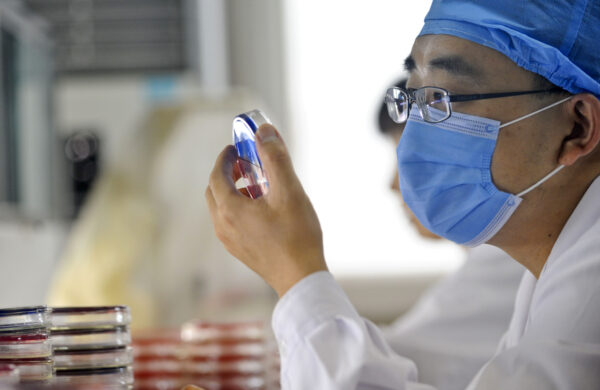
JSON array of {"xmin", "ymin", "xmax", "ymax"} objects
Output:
[{"xmin": 257, "ymin": 124, "xmax": 278, "ymax": 144}]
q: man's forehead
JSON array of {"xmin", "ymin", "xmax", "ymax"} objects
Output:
[
  {"xmin": 406, "ymin": 34, "xmax": 529, "ymax": 87},
  {"xmin": 406, "ymin": 35, "xmax": 487, "ymax": 82}
]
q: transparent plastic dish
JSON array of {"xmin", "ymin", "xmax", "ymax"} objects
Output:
[
  {"xmin": 51, "ymin": 306, "xmax": 131, "ymax": 330},
  {"xmin": 181, "ymin": 321, "xmax": 265, "ymax": 344},
  {"xmin": 54, "ymin": 366, "xmax": 134, "ymax": 386},
  {"xmin": 53, "ymin": 346, "xmax": 133, "ymax": 370},
  {"xmin": 6, "ymin": 357, "xmax": 53, "ymax": 382},
  {"xmin": 51, "ymin": 325, "xmax": 131, "ymax": 351},
  {"xmin": 0, "ymin": 306, "xmax": 50, "ymax": 332},
  {"xmin": 0, "ymin": 328, "xmax": 52, "ymax": 359},
  {"xmin": 233, "ymin": 109, "xmax": 271, "ymax": 199}
]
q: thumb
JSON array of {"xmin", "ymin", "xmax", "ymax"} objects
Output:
[{"xmin": 255, "ymin": 123, "xmax": 299, "ymax": 193}]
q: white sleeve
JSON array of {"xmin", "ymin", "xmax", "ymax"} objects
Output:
[{"xmin": 272, "ymin": 271, "xmax": 436, "ymax": 390}]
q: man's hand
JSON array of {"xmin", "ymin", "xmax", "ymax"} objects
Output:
[{"xmin": 205, "ymin": 124, "xmax": 328, "ymax": 297}]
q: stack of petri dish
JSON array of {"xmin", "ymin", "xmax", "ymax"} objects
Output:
[
  {"xmin": 50, "ymin": 306, "xmax": 134, "ymax": 388},
  {"xmin": 132, "ymin": 329, "xmax": 186, "ymax": 390},
  {"xmin": 180, "ymin": 321, "xmax": 280, "ymax": 390},
  {"xmin": 0, "ymin": 306, "xmax": 53, "ymax": 384},
  {"xmin": 132, "ymin": 322, "xmax": 281, "ymax": 390}
]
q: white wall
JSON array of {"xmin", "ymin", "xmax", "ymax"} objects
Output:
[{"xmin": 283, "ymin": 1, "xmax": 465, "ymax": 276}]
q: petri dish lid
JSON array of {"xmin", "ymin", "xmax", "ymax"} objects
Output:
[
  {"xmin": 0, "ymin": 306, "xmax": 50, "ymax": 332},
  {"xmin": 232, "ymin": 109, "xmax": 271, "ymax": 168},
  {"xmin": 51, "ymin": 306, "xmax": 131, "ymax": 330},
  {"xmin": 53, "ymin": 346, "xmax": 133, "ymax": 370},
  {"xmin": 51, "ymin": 325, "xmax": 131, "ymax": 351}
]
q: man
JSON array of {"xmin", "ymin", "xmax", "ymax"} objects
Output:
[
  {"xmin": 378, "ymin": 78, "xmax": 523, "ymax": 390},
  {"xmin": 206, "ymin": 0, "xmax": 600, "ymax": 388}
]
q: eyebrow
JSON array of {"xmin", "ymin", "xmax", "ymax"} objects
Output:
[
  {"xmin": 404, "ymin": 54, "xmax": 482, "ymax": 80},
  {"xmin": 403, "ymin": 56, "xmax": 416, "ymax": 72},
  {"xmin": 429, "ymin": 55, "xmax": 482, "ymax": 79}
]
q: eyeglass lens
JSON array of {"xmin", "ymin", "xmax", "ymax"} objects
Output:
[
  {"xmin": 386, "ymin": 87, "xmax": 451, "ymax": 124},
  {"xmin": 385, "ymin": 88, "xmax": 409, "ymax": 124},
  {"xmin": 417, "ymin": 87, "xmax": 450, "ymax": 123}
]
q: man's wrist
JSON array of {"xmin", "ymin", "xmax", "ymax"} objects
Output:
[{"xmin": 272, "ymin": 264, "xmax": 328, "ymax": 297}]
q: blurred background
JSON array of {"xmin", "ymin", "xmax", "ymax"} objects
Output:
[{"xmin": 0, "ymin": 0, "xmax": 464, "ymax": 329}]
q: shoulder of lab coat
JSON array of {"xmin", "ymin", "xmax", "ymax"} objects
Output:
[
  {"xmin": 271, "ymin": 177, "xmax": 600, "ymax": 389},
  {"xmin": 381, "ymin": 244, "xmax": 523, "ymax": 390}
]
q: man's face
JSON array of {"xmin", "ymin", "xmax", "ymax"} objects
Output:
[{"xmin": 405, "ymin": 35, "xmax": 569, "ymax": 243}]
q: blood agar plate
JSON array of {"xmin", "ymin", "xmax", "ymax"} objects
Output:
[
  {"xmin": 0, "ymin": 328, "xmax": 52, "ymax": 359},
  {"xmin": 51, "ymin": 306, "xmax": 131, "ymax": 330},
  {"xmin": 181, "ymin": 321, "xmax": 265, "ymax": 344},
  {"xmin": 233, "ymin": 109, "xmax": 271, "ymax": 199},
  {"xmin": 0, "ymin": 307, "xmax": 50, "ymax": 332}
]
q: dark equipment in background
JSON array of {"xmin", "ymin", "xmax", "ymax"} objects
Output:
[{"xmin": 63, "ymin": 131, "xmax": 101, "ymax": 218}]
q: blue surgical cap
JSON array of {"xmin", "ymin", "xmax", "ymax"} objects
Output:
[{"xmin": 419, "ymin": 0, "xmax": 600, "ymax": 98}]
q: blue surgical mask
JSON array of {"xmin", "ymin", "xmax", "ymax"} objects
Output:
[{"xmin": 397, "ymin": 97, "xmax": 571, "ymax": 246}]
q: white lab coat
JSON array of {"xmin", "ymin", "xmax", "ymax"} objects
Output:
[
  {"xmin": 271, "ymin": 177, "xmax": 600, "ymax": 389},
  {"xmin": 382, "ymin": 245, "xmax": 523, "ymax": 390}
]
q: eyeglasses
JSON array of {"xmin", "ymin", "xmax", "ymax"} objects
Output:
[{"xmin": 385, "ymin": 86, "xmax": 563, "ymax": 124}]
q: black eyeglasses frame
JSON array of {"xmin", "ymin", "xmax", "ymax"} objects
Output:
[{"xmin": 387, "ymin": 86, "xmax": 565, "ymax": 124}]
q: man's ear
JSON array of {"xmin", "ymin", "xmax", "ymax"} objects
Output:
[{"xmin": 558, "ymin": 94, "xmax": 600, "ymax": 166}]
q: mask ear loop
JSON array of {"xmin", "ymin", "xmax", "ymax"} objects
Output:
[
  {"xmin": 516, "ymin": 165, "xmax": 565, "ymax": 197},
  {"xmin": 498, "ymin": 96, "xmax": 572, "ymax": 198},
  {"xmin": 499, "ymin": 96, "xmax": 572, "ymax": 129}
]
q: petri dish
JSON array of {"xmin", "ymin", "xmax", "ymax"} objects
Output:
[
  {"xmin": 53, "ymin": 346, "xmax": 133, "ymax": 370},
  {"xmin": 51, "ymin": 326, "xmax": 131, "ymax": 351},
  {"xmin": 51, "ymin": 306, "xmax": 131, "ymax": 330},
  {"xmin": 185, "ymin": 342, "xmax": 266, "ymax": 362},
  {"xmin": 0, "ymin": 363, "xmax": 19, "ymax": 385},
  {"xmin": 7, "ymin": 357, "xmax": 53, "ymax": 382},
  {"xmin": 0, "ymin": 307, "xmax": 50, "ymax": 332},
  {"xmin": 187, "ymin": 374, "xmax": 267, "ymax": 390},
  {"xmin": 0, "ymin": 328, "xmax": 52, "ymax": 360},
  {"xmin": 233, "ymin": 109, "xmax": 271, "ymax": 199},
  {"xmin": 184, "ymin": 359, "xmax": 265, "ymax": 377},
  {"xmin": 181, "ymin": 321, "xmax": 265, "ymax": 345},
  {"xmin": 133, "ymin": 377, "xmax": 186, "ymax": 390},
  {"xmin": 54, "ymin": 366, "xmax": 134, "ymax": 386}
]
